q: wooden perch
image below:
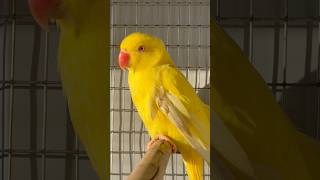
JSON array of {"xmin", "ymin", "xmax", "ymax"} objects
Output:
[{"xmin": 128, "ymin": 139, "xmax": 172, "ymax": 180}]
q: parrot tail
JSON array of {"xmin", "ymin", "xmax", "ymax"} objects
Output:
[{"xmin": 182, "ymin": 151, "xmax": 204, "ymax": 180}]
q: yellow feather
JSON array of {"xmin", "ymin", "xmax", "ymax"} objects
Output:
[{"xmin": 55, "ymin": 0, "xmax": 108, "ymax": 179}]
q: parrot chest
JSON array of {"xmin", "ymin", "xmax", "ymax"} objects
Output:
[{"xmin": 128, "ymin": 70, "xmax": 158, "ymax": 124}]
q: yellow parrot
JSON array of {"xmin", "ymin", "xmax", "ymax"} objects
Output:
[
  {"xmin": 212, "ymin": 18, "xmax": 320, "ymax": 179},
  {"xmin": 28, "ymin": 0, "xmax": 109, "ymax": 179},
  {"xmin": 118, "ymin": 32, "xmax": 210, "ymax": 180}
]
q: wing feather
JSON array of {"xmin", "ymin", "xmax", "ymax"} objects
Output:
[
  {"xmin": 156, "ymin": 65, "xmax": 210, "ymax": 163},
  {"xmin": 156, "ymin": 65, "xmax": 256, "ymax": 178}
]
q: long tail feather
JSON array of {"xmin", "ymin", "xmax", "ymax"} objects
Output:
[{"xmin": 182, "ymin": 151, "xmax": 204, "ymax": 180}]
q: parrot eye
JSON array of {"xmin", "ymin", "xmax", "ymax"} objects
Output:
[{"xmin": 138, "ymin": 45, "xmax": 145, "ymax": 52}]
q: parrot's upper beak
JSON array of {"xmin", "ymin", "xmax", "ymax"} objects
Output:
[
  {"xmin": 28, "ymin": 0, "xmax": 60, "ymax": 30},
  {"xmin": 118, "ymin": 50, "xmax": 130, "ymax": 70}
]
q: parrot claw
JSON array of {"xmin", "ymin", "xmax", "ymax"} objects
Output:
[{"xmin": 147, "ymin": 134, "xmax": 177, "ymax": 153}]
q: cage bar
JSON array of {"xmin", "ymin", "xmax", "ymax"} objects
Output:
[{"xmin": 8, "ymin": 0, "xmax": 16, "ymax": 179}]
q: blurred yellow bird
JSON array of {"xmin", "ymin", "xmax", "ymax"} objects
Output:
[
  {"xmin": 28, "ymin": 0, "xmax": 108, "ymax": 179},
  {"xmin": 119, "ymin": 32, "xmax": 210, "ymax": 180},
  {"xmin": 212, "ymin": 19, "xmax": 320, "ymax": 179}
]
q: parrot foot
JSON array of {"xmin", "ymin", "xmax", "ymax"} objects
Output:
[{"xmin": 147, "ymin": 134, "xmax": 177, "ymax": 153}]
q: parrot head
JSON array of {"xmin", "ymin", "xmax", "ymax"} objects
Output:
[
  {"xmin": 119, "ymin": 32, "xmax": 173, "ymax": 71},
  {"xmin": 28, "ymin": 0, "xmax": 63, "ymax": 29}
]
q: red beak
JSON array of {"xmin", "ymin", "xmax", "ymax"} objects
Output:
[
  {"xmin": 28, "ymin": 0, "xmax": 59, "ymax": 30},
  {"xmin": 118, "ymin": 50, "xmax": 130, "ymax": 70}
]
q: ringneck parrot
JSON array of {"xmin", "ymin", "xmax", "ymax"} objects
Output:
[
  {"xmin": 212, "ymin": 19, "xmax": 320, "ymax": 179},
  {"xmin": 118, "ymin": 32, "xmax": 210, "ymax": 180},
  {"xmin": 28, "ymin": 0, "xmax": 109, "ymax": 179}
]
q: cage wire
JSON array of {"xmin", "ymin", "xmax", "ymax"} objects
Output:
[{"xmin": 110, "ymin": 0, "xmax": 210, "ymax": 180}]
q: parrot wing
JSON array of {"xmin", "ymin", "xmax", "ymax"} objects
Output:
[
  {"xmin": 155, "ymin": 65, "xmax": 256, "ymax": 178},
  {"xmin": 155, "ymin": 65, "xmax": 210, "ymax": 163}
]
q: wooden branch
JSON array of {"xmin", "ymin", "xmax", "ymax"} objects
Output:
[{"xmin": 128, "ymin": 140, "xmax": 172, "ymax": 180}]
